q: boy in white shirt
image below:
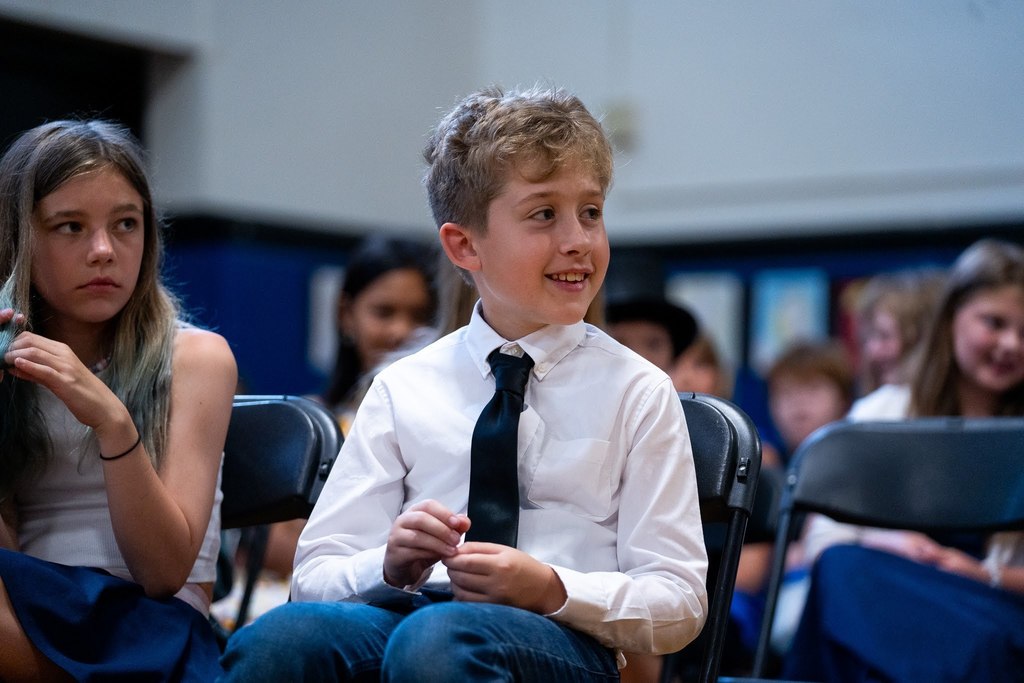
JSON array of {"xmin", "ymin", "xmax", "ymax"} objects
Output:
[{"xmin": 220, "ymin": 85, "xmax": 707, "ymax": 682}]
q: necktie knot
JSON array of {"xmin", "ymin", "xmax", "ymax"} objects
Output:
[{"xmin": 487, "ymin": 348, "xmax": 534, "ymax": 399}]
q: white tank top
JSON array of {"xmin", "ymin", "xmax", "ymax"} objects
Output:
[{"xmin": 16, "ymin": 387, "xmax": 223, "ymax": 615}]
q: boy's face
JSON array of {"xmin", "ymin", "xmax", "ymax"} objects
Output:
[
  {"xmin": 769, "ymin": 376, "xmax": 847, "ymax": 452},
  {"xmin": 441, "ymin": 162, "xmax": 609, "ymax": 340}
]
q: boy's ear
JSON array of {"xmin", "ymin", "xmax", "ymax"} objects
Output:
[{"xmin": 438, "ymin": 222, "xmax": 482, "ymax": 272}]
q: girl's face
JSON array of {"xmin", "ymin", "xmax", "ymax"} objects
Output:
[
  {"xmin": 862, "ymin": 308, "xmax": 904, "ymax": 386},
  {"xmin": 953, "ymin": 284, "xmax": 1024, "ymax": 404},
  {"xmin": 31, "ymin": 167, "xmax": 145, "ymax": 331},
  {"xmin": 340, "ymin": 268, "xmax": 433, "ymax": 371}
]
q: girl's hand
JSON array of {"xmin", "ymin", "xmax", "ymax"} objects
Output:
[
  {"xmin": 861, "ymin": 529, "xmax": 944, "ymax": 563},
  {"xmin": 2, "ymin": 331, "xmax": 128, "ymax": 436},
  {"xmin": 929, "ymin": 546, "xmax": 990, "ymax": 583},
  {"xmin": 0, "ymin": 307, "xmax": 27, "ymax": 381}
]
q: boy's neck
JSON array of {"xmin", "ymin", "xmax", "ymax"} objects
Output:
[{"xmin": 478, "ymin": 307, "xmax": 546, "ymax": 342}]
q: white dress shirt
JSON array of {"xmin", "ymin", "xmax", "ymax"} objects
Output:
[{"xmin": 293, "ymin": 305, "xmax": 708, "ymax": 654}]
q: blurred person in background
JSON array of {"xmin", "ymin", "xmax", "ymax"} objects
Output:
[
  {"xmin": 789, "ymin": 239, "xmax": 1024, "ymax": 682},
  {"xmin": 855, "ymin": 267, "xmax": 946, "ymax": 396}
]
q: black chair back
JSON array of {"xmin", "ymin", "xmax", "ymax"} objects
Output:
[
  {"xmin": 751, "ymin": 416, "xmax": 1024, "ymax": 676},
  {"xmin": 217, "ymin": 394, "xmax": 342, "ymax": 632},
  {"xmin": 676, "ymin": 392, "xmax": 764, "ymax": 683},
  {"xmin": 222, "ymin": 395, "xmax": 341, "ymax": 529}
]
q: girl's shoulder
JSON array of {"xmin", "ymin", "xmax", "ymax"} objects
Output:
[
  {"xmin": 848, "ymin": 384, "xmax": 911, "ymax": 421},
  {"xmin": 172, "ymin": 325, "xmax": 237, "ymax": 376}
]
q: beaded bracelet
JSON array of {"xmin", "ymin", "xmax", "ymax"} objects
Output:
[{"xmin": 99, "ymin": 431, "xmax": 142, "ymax": 461}]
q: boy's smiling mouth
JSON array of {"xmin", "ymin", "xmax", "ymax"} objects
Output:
[{"xmin": 548, "ymin": 272, "xmax": 588, "ymax": 282}]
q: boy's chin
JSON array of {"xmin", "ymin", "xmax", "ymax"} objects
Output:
[{"xmin": 548, "ymin": 306, "xmax": 591, "ymax": 326}]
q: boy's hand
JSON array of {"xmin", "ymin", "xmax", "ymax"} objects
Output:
[
  {"xmin": 443, "ymin": 542, "xmax": 568, "ymax": 614},
  {"xmin": 383, "ymin": 499, "xmax": 470, "ymax": 588}
]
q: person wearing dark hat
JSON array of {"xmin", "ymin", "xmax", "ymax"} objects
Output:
[{"xmin": 606, "ymin": 295, "xmax": 699, "ymax": 378}]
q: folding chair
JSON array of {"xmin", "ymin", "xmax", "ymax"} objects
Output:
[
  {"xmin": 218, "ymin": 394, "xmax": 342, "ymax": 631},
  {"xmin": 660, "ymin": 392, "xmax": 764, "ymax": 683},
  {"xmin": 750, "ymin": 416, "xmax": 1024, "ymax": 678}
]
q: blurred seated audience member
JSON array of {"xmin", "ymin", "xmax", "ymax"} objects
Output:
[
  {"xmin": 217, "ymin": 236, "xmax": 437, "ymax": 630},
  {"xmin": 855, "ymin": 267, "xmax": 946, "ymax": 395},
  {"xmin": 767, "ymin": 340, "xmax": 856, "ymax": 462},
  {"xmin": 764, "ymin": 339, "xmax": 856, "ymax": 659},
  {"xmin": 788, "ymin": 239, "xmax": 1024, "ymax": 682},
  {"xmin": 605, "ymin": 295, "xmax": 699, "ymax": 384},
  {"xmin": 267, "ymin": 234, "xmax": 437, "ymax": 572},
  {"xmin": 673, "ymin": 331, "xmax": 734, "ymax": 398},
  {"xmin": 322, "ymin": 235, "xmax": 438, "ymax": 433}
]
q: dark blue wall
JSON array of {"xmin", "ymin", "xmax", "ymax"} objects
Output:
[{"xmin": 166, "ymin": 232, "xmax": 353, "ymax": 397}]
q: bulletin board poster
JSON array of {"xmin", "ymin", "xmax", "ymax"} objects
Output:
[
  {"xmin": 749, "ymin": 268, "xmax": 830, "ymax": 375},
  {"xmin": 308, "ymin": 265, "xmax": 345, "ymax": 375},
  {"xmin": 665, "ymin": 270, "xmax": 744, "ymax": 371}
]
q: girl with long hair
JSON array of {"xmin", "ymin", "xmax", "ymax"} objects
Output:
[{"xmin": 0, "ymin": 120, "xmax": 237, "ymax": 681}]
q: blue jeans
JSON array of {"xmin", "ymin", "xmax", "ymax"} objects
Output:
[{"xmin": 219, "ymin": 600, "xmax": 619, "ymax": 682}]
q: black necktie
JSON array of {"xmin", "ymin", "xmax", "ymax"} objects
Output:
[{"xmin": 466, "ymin": 347, "xmax": 534, "ymax": 547}]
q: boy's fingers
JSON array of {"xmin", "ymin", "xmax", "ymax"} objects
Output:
[
  {"xmin": 391, "ymin": 525, "xmax": 457, "ymax": 558},
  {"xmin": 406, "ymin": 499, "xmax": 462, "ymax": 527},
  {"xmin": 401, "ymin": 509, "xmax": 462, "ymax": 546}
]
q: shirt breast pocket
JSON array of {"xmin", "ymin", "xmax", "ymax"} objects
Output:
[{"xmin": 524, "ymin": 437, "xmax": 614, "ymax": 521}]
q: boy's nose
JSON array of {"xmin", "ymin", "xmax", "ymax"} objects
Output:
[{"xmin": 559, "ymin": 217, "xmax": 591, "ymax": 254}]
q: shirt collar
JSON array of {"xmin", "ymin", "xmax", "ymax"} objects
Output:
[{"xmin": 465, "ymin": 300, "xmax": 586, "ymax": 381}]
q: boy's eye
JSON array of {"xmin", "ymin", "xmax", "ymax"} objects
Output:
[
  {"xmin": 582, "ymin": 206, "xmax": 603, "ymax": 221},
  {"xmin": 530, "ymin": 208, "xmax": 555, "ymax": 221}
]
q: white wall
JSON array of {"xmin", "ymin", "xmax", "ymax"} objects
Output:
[{"xmin": 2, "ymin": 0, "xmax": 1021, "ymax": 244}]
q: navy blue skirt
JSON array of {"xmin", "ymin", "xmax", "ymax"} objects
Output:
[
  {"xmin": 784, "ymin": 544, "xmax": 1024, "ymax": 683},
  {"xmin": 0, "ymin": 549, "xmax": 222, "ymax": 682}
]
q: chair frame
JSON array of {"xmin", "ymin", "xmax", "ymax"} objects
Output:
[
  {"xmin": 751, "ymin": 416, "xmax": 1024, "ymax": 677},
  {"xmin": 675, "ymin": 392, "xmax": 764, "ymax": 683},
  {"xmin": 219, "ymin": 394, "xmax": 342, "ymax": 631}
]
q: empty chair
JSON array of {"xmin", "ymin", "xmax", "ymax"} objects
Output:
[{"xmin": 218, "ymin": 394, "xmax": 342, "ymax": 631}]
